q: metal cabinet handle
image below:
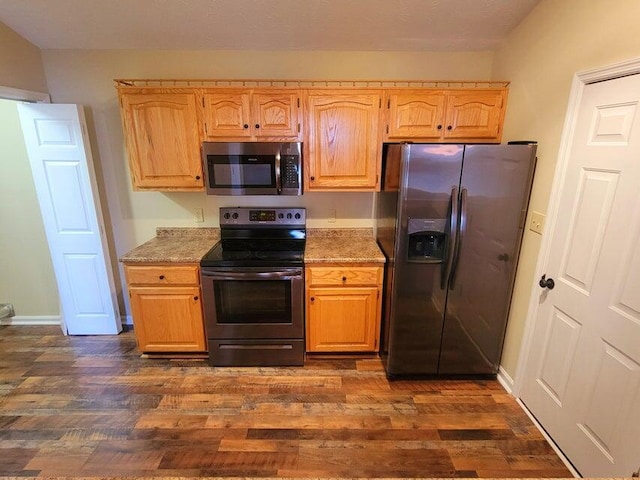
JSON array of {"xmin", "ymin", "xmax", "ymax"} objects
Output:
[
  {"xmin": 255, "ymin": 124, "xmax": 260, "ymax": 129},
  {"xmin": 193, "ymin": 296, "xmax": 199, "ymax": 301},
  {"xmin": 243, "ymin": 124, "xmax": 249, "ymax": 129},
  {"xmin": 159, "ymin": 275, "xmax": 165, "ymax": 280},
  {"xmin": 342, "ymin": 276, "xmax": 347, "ymax": 282}
]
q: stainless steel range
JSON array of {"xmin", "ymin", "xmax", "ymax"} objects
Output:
[{"xmin": 200, "ymin": 207, "xmax": 305, "ymax": 366}]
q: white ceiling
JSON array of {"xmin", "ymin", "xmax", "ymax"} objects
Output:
[{"xmin": 0, "ymin": 0, "xmax": 540, "ymax": 51}]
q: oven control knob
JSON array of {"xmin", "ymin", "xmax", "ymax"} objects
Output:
[
  {"xmin": 294, "ymin": 213, "xmax": 301, "ymax": 220},
  {"xmin": 286, "ymin": 213, "xmax": 293, "ymax": 219},
  {"xmin": 278, "ymin": 213, "xmax": 284, "ymax": 219},
  {"xmin": 223, "ymin": 212, "xmax": 231, "ymax": 220},
  {"xmin": 232, "ymin": 212, "xmax": 239, "ymax": 219}
]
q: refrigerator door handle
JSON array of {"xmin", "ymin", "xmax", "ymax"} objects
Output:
[
  {"xmin": 441, "ymin": 186, "xmax": 459, "ymax": 289},
  {"xmin": 450, "ymin": 187, "xmax": 468, "ymax": 288}
]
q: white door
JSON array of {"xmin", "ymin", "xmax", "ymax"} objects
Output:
[
  {"xmin": 18, "ymin": 103, "xmax": 121, "ymax": 335},
  {"xmin": 520, "ymin": 74, "xmax": 640, "ymax": 477}
]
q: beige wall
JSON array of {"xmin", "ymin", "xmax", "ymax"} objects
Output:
[
  {"xmin": 0, "ymin": 99, "xmax": 59, "ymax": 317},
  {"xmin": 39, "ymin": 49, "xmax": 494, "ymax": 319},
  {"xmin": 493, "ymin": 0, "xmax": 640, "ymax": 379},
  {"xmin": 0, "ymin": 22, "xmax": 47, "ymax": 93}
]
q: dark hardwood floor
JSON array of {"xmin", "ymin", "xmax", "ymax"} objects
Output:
[{"xmin": 0, "ymin": 326, "xmax": 572, "ymax": 478}]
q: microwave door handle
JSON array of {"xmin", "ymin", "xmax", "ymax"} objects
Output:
[{"xmin": 275, "ymin": 152, "xmax": 282, "ymax": 194}]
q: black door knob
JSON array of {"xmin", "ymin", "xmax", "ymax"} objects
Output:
[{"xmin": 539, "ymin": 274, "xmax": 555, "ymax": 290}]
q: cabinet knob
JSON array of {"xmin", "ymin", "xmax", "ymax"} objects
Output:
[
  {"xmin": 255, "ymin": 124, "xmax": 260, "ymax": 129},
  {"xmin": 195, "ymin": 175, "xmax": 201, "ymax": 180},
  {"xmin": 159, "ymin": 275, "xmax": 165, "ymax": 280},
  {"xmin": 310, "ymin": 176, "xmax": 315, "ymax": 181},
  {"xmin": 447, "ymin": 125, "xmax": 453, "ymax": 130},
  {"xmin": 342, "ymin": 276, "xmax": 347, "ymax": 282},
  {"xmin": 243, "ymin": 124, "xmax": 249, "ymax": 129},
  {"xmin": 437, "ymin": 124, "xmax": 442, "ymax": 130},
  {"xmin": 193, "ymin": 295, "xmax": 199, "ymax": 301},
  {"xmin": 310, "ymin": 297, "xmax": 315, "ymax": 302}
]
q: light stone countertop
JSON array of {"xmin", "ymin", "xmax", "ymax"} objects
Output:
[
  {"xmin": 119, "ymin": 227, "xmax": 385, "ymax": 264},
  {"xmin": 304, "ymin": 228, "xmax": 386, "ymax": 264},
  {"xmin": 119, "ymin": 227, "xmax": 220, "ymax": 264}
]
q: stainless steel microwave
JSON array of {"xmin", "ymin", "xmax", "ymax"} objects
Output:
[{"xmin": 202, "ymin": 142, "xmax": 302, "ymax": 195}]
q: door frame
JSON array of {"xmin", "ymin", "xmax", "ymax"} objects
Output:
[{"xmin": 513, "ymin": 57, "xmax": 640, "ymax": 396}]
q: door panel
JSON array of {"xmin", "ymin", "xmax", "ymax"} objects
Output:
[
  {"xmin": 521, "ymin": 73, "xmax": 640, "ymax": 477},
  {"xmin": 385, "ymin": 144, "xmax": 463, "ymax": 376},
  {"xmin": 17, "ymin": 104, "xmax": 121, "ymax": 335},
  {"xmin": 440, "ymin": 145, "xmax": 535, "ymax": 374}
]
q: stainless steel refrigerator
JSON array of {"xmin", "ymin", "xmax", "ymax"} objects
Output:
[{"xmin": 375, "ymin": 143, "xmax": 536, "ymax": 377}]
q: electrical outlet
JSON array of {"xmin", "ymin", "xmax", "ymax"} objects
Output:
[
  {"xmin": 194, "ymin": 208, "xmax": 204, "ymax": 223},
  {"xmin": 530, "ymin": 211, "xmax": 545, "ymax": 235},
  {"xmin": 328, "ymin": 209, "xmax": 336, "ymax": 223}
]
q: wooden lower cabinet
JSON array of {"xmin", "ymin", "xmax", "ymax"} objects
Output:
[
  {"xmin": 124, "ymin": 264, "xmax": 206, "ymax": 353},
  {"xmin": 305, "ymin": 265, "xmax": 383, "ymax": 353}
]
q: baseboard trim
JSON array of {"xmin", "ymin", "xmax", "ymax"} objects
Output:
[
  {"xmin": 497, "ymin": 366, "xmax": 515, "ymax": 394},
  {"xmin": 123, "ymin": 314, "xmax": 133, "ymax": 326},
  {"xmin": 516, "ymin": 398, "xmax": 581, "ymax": 478},
  {"xmin": 0, "ymin": 315, "xmax": 61, "ymax": 326}
]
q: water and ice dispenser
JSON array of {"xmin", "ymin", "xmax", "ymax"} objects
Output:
[{"xmin": 407, "ymin": 218, "xmax": 447, "ymax": 263}]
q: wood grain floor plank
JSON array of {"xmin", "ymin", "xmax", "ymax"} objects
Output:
[{"xmin": 0, "ymin": 325, "xmax": 573, "ymax": 478}]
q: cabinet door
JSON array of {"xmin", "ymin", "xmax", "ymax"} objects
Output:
[
  {"xmin": 129, "ymin": 286, "xmax": 206, "ymax": 352},
  {"xmin": 202, "ymin": 91, "xmax": 252, "ymax": 139},
  {"xmin": 305, "ymin": 91, "xmax": 382, "ymax": 190},
  {"xmin": 252, "ymin": 90, "xmax": 301, "ymax": 139},
  {"xmin": 385, "ymin": 91, "xmax": 446, "ymax": 140},
  {"xmin": 306, "ymin": 286, "xmax": 379, "ymax": 352},
  {"xmin": 443, "ymin": 90, "xmax": 506, "ymax": 142},
  {"xmin": 119, "ymin": 92, "xmax": 203, "ymax": 190}
]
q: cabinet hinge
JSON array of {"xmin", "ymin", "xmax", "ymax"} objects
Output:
[
  {"xmin": 379, "ymin": 98, "xmax": 382, "ymax": 108},
  {"xmin": 297, "ymin": 123, "xmax": 300, "ymax": 133},
  {"xmin": 387, "ymin": 99, "xmax": 390, "ymax": 109},
  {"xmin": 377, "ymin": 290, "xmax": 380, "ymax": 299},
  {"xmin": 297, "ymin": 98, "xmax": 300, "ymax": 108},
  {"xmin": 376, "ymin": 174, "xmax": 379, "ymax": 186},
  {"xmin": 386, "ymin": 125, "xmax": 389, "ymax": 134},
  {"xmin": 204, "ymin": 122, "xmax": 207, "ymax": 135}
]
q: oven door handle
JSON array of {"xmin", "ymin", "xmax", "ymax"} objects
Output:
[{"xmin": 201, "ymin": 270, "xmax": 302, "ymax": 281}]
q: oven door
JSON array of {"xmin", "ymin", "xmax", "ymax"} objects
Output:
[{"xmin": 200, "ymin": 267, "xmax": 304, "ymax": 340}]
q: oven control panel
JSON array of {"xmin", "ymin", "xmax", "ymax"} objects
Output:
[{"xmin": 220, "ymin": 207, "xmax": 306, "ymax": 226}]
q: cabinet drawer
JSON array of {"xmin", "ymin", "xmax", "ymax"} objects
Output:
[
  {"xmin": 306, "ymin": 266, "xmax": 382, "ymax": 287},
  {"xmin": 125, "ymin": 264, "xmax": 200, "ymax": 286}
]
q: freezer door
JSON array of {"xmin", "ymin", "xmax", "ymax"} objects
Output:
[
  {"xmin": 439, "ymin": 144, "xmax": 536, "ymax": 375},
  {"xmin": 386, "ymin": 144, "xmax": 464, "ymax": 376}
]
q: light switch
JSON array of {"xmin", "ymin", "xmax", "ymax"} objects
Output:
[
  {"xmin": 194, "ymin": 208, "xmax": 204, "ymax": 223},
  {"xmin": 328, "ymin": 209, "xmax": 336, "ymax": 223},
  {"xmin": 530, "ymin": 211, "xmax": 545, "ymax": 235}
]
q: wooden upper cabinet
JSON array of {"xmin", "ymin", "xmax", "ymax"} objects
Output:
[
  {"xmin": 118, "ymin": 90, "xmax": 204, "ymax": 191},
  {"xmin": 201, "ymin": 91, "xmax": 252, "ymax": 139},
  {"xmin": 305, "ymin": 90, "xmax": 383, "ymax": 191},
  {"xmin": 443, "ymin": 90, "xmax": 506, "ymax": 141},
  {"xmin": 202, "ymin": 89, "xmax": 301, "ymax": 141},
  {"xmin": 384, "ymin": 88, "xmax": 507, "ymax": 143},
  {"xmin": 386, "ymin": 90, "xmax": 447, "ymax": 140}
]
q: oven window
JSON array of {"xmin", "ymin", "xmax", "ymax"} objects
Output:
[{"xmin": 214, "ymin": 280, "xmax": 291, "ymax": 324}]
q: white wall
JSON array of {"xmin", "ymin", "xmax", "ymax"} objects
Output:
[
  {"xmin": 492, "ymin": 0, "xmax": 640, "ymax": 379},
  {"xmin": 39, "ymin": 49, "xmax": 495, "ymax": 318},
  {"xmin": 0, "ymin": 22, "xmax": 47, "ymax": 93},
  {"xmin": 0, "ymin": 99, "xmax": 59, "ymax": 317}
]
